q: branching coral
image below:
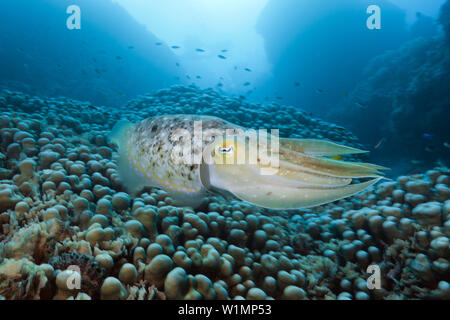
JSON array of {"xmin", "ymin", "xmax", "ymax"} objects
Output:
[{"xmin": 0, "ymin": 258, "xmax": 47, "ymax": 299}]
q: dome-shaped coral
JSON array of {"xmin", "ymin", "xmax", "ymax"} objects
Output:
[{"xmin": 49, "ymin": 251, "xmax": 104, "ymax": 298}]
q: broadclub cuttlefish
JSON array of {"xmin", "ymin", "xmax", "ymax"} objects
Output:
[{"xmin": 109, "ymin": 115, "xmax": 387, "ymax": 209}]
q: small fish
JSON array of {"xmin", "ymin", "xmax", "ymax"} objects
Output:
[
  {"xmin": 423, "ymin": 133, "xmax": 433, "ymax": 139},
  {"xmin": 342, "ymin": 93, "xmax": 348, "ymax": 98},
  {"xmin": 218, "ymin": 55, "xmax": 227, "ymax": 59},
  {"xmin": 128, "ymin": 46, "xmax": 134, "ymax": 49},
  {"xmin": 244, "ymin": 68, "xmax": 252, "ymax": 72},
  {"xmin": 425, "ymin": 146, "xmax": 435, "ymax": 152},
  {"xmin": 444, "ymin": 142, "xmax": 450, "ymax": 148},
  {"xmin": 411, "ymin": 160, "xmax": 423, "ymax": 165},
  {"xmin": 374, "ymin": 138, "xmax": 386, "ymax": 149},
  {"xmin": 354, "ymin": 101, "xmax": 366, "ymax": 109},
  {"xmin": 196, "ymin": 75, "xmax": 201, "ymax": 79},
  {"xmin": 316, "ymin": 89, "xmax": 324, "ymax": 94},
  {"xmin": 116, "ymin": 56, "xmax": 122, "ymax": 60},
  {"xmin": 217, "ymin": 83, "xmax": 223, "ymax": 87},
  {"xmin": 221, "ymin": 49, "xmax": 228, "ymax": 53},
  {"xmin": 195, "ymin": 48, "xmax": 205, "ymax": 52},
  {"xmin": 234, "ymin": 66, "xmax": 238, "ymax": 70},
  {"xmin": 186, "ymin": 75, "xmax": 191, "ymax": 79},
  {"xmin": 294, "ymin": 82, "xmax": 300, "ymax": 87},
  {"xmin": 175, "ymin": 63, "xmax": 180, "ymax": 67},
  {"xmin": 155, "ymin": 42, "xmax": 163, "ymax": 46},
  {"xmin": 172, "ymin": 45, "xmax": 180, "ymax": 49},
  {"xmin": 243, "ymin": 82, "xmax": 251, "ymax": 86},
  {"xmin": 276, "ymin": 96, "xmax": 283, "ymax": 100},
  {"xmin": 330, "ymin": 155, "xmax": 343, "ymax": 161}
]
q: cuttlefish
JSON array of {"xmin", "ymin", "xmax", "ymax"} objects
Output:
[{"xmin": 109, "ymin": 115, "xmax": 387, "ymax": 210}]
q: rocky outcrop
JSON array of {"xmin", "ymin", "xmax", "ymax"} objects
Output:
[{"xmin": 329, "ymin": 1, "xmax": 450, "ymax": 173}]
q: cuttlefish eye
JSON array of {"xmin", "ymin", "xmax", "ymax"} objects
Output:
[{"xmin": 218, "ymin": 145, "xmax": 234, "ymax": 154}]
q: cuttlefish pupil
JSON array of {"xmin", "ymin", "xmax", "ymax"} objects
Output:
[
  {"xmin": 218, "ymin": 146, "xmax": 234, "ymax": 154},
  {"xmin": 109, "ymin": 114, "xmax": 388, "ymax": 210}
]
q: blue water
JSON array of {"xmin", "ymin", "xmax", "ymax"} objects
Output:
[{"xmin": 0, "ymin": 0, "xmax": 449, "ymax": 301}]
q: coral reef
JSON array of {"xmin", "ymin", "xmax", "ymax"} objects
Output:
[
  {"xmin": 49, "ymin": 252, "xmax": 105, "ymax": 299},
  {"xmin": 124, "ymin": 85, "xmax": 363, "ymax": 149},
  {"xmin": 0, "ymin": 86, "xmax": 449, "ymax": 300}
]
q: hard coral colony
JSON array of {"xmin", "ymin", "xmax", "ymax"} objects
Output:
[{"xmin": 0, "ymin": 85, "xmax": 449, "ymax": 300}]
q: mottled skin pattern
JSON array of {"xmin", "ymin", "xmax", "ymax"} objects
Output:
[{"xmin": 124, "ymin": 115, "xmax": 242, "ymax": 204}]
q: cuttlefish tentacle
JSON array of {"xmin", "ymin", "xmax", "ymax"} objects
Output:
[
  {"xmin": 350, "ymin": 162, "xmax": 391, "ymax": 171},
  {"xmin": 279, "ymin": 138, "xmax": 368, "ymax": 156},
  {"xmin": 205, "ymin": 135, "xmax": 388, "ymax": 209},
  {"xmin": 278, "ymin": 147, "xmax": 384, "ymax": 178},
  {"xmin": 252, "ymin": 164, "xmax": 353, "ymax": 188},
  {"xmin": 261, "ymin": 137, "xmax": 382, "ymax": 178}
]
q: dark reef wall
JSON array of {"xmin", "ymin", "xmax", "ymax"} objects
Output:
[
  {"xmin": 330, "ymin": 0, "xmax": 450, "ymax": 174},
  {"xmin": 255, "ymin": 0, "xmax": 409, "ymax": 116},
  {"xmin": 0, "ymin": 0, "xmax": 181, "ymax": 107},
  {"xmin": 440, "ymin": 0, "xmax": 450, "ymax": 43}
]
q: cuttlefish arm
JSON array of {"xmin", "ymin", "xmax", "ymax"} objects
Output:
[
  {"xmin": 280, "ymin": 138, "xmax": 369, "ymax": 157},
  {"xmin": 203, "ymin": 136, "xmax": 387, "ymax": 210}
]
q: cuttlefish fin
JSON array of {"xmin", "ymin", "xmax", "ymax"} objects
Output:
[
  {"xmin": 109, "ymin": 119, "xmax": 133, "ymax": 146},
  {"xmin": 109, "ymin": 119, "xmax": 149, "ymax": 194},
  {"xmin": 230, "ymin": 177, "xmax": 383, "ymax": 210},
  {"xmin": 280, "ymin": 138, "xmax": 368, "ymax": 157}
]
